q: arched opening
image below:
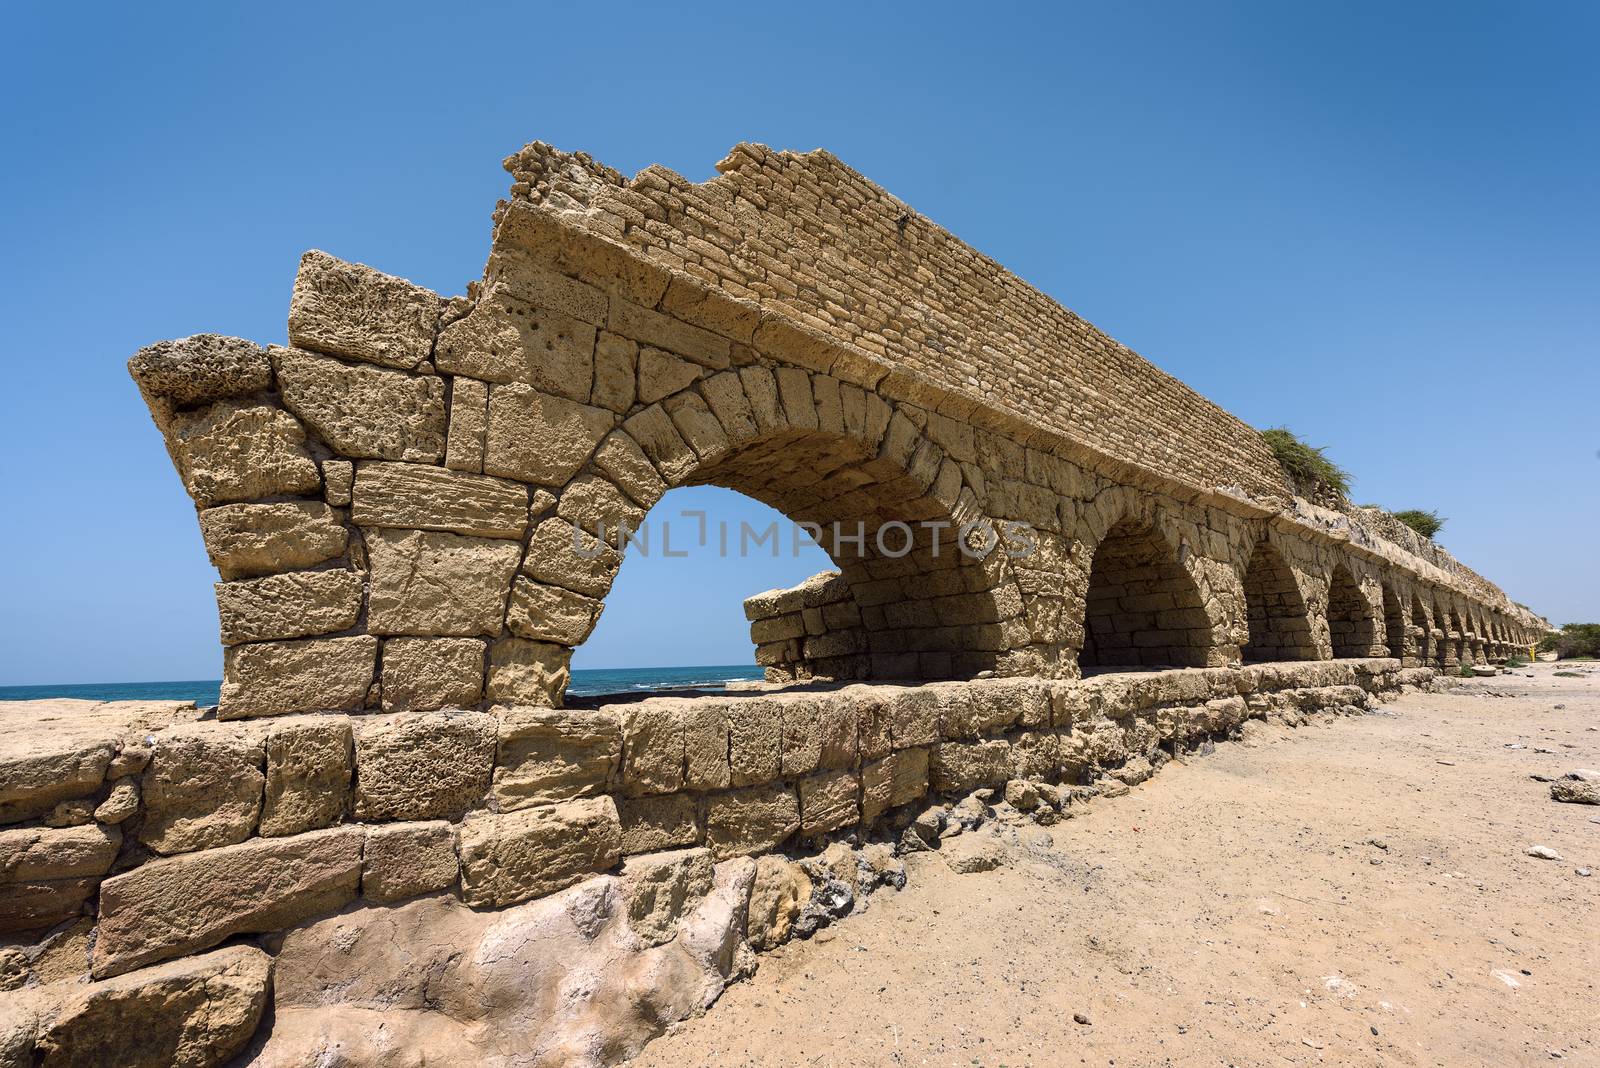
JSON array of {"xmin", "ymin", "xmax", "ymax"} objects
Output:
[
  {"xmin": 1381, "ymin": 583, "xmax": 1405, "ymax": 659},
  {"xmin": 1410, "ymin": 593, "xmax": 1432, "ymax": 666},
  {"xmin": 1327, "ymin": 563, "xmax": 1376, "ymax": 659},
  {"xmin": 1240, "ymin": 541, "xmax": 1316, "ymax": 662},
  {"xmin": 1078, "ymin": 517, "xmax": 1211, "ymax": 671}
]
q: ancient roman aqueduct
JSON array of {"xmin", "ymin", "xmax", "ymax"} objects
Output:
[{"xmin": 1, "ymin": 142, "xmax": 1545, "ymax": 1066}]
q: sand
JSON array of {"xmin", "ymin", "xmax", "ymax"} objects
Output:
[{"xmin": 631, "ymin": 663, "xmax": 1600, "ymax": 1067}]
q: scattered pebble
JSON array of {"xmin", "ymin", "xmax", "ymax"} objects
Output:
[
  {"xmin": 1577, "ymin": 868, "xmax": 1592, "ymax": 878},
  {"xmin": 1073, "ymin": 1013, "xmax": 1091, "ymax": 1026},
  {"xmin": 1525, "ymin": 846, "xmax": 1564, "ymax": 861}
]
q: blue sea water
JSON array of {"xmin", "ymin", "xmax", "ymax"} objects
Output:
[{"xmin": 0, "ymin": 664, "xmax": 766, "ymax": 706}]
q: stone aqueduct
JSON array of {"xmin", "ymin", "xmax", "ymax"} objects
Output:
[{"xmin": 134, "ymin": 141, "xmax": 1538, "ymax": 714}]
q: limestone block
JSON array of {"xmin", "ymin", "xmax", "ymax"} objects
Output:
[
  {"xmin": 380, "ymin": 637, "xmax": 486, "ymax": 713},
  {"xmin": 703, "ymin": 785, "xmax": 799, "ymax": 860},
  {"xmin": 166, "ymin": 400, "xmax": 321, "ymax": 507},
  {"xmin": 351, "ymin": 462, "xmax": 528, "ymax": 539},
  {"xmin": 456, "ymin": 796, "xmax": 622, "ymax": 907},
  {"xmin": 700, "ymin": 371, "xmax": 759, "ymax": 440},
  {"xmin": 507, "ymin": 578, "xmax": 604, "ymax": 645},
  {"xmin": 522, "ymin": 517, "xmax": 621, "ymax": 598},
  {"xmin": 273, "ymin": 346, "xmax": 446, "ymax": 461},
  {"xmin": 621, "ymin": 846, "xmax": 714, "ymax": 947},
  {"xmin": 556, "ymin": 473, "xmax": 646, "ymax": 537},
  {"xmin": 435, "ymin": 284, "xmax": 596, "ymax": 401},
  {"xmin": 621, "ymin": 701, "xmax": 686, "ymax": 796},
  {"xmin": 607, "ymin": 297, "xmax": 731, "ymax": 368},
  {"xmin": 683, "ymin": 701, "xmax": 731, "ymax": 791},
  {"xmin": 727, "ymin": 699, "xmax": 781, "ymax": 787},
  {"xmin": 745, "ymin": 854, "xmax": 811, "ymax": 951},
  {"xmin": 0, "ymin": 824, "xmax": 121, "ymax": 933},
  {"xmin": 886, "ymin": 686, "xmax": 940, "ymax": 748},
  {"xmin": 663, "ymin": 392, "xmax": 729, "ymax": 463},
  {"xmin": 493, "ymin": 707, "xmax": 621, "ymax": 810},
  {"xmin": 93, "ymin": 826, "xmax": 363, "ymax": 977},
  {"xmin": 591, "ymin": 331, "xmax": 637, "ymax": 412},
  {"xmin": 485, "ymin": 638, "xmax": 571, "ymax": 707},
  {"xmin": 932, "ymin": 739, "xmax": 1013, "ymax": 795},
  {"xmin": 31, "ymin": 945, "xmax": 271, "ymax": 1068},
  {"xmin": 1011, "ymin": 730, "xmax": 1060, "ymax": 781},
  {"xmin": 592, "ymin": 430, "xmax": 667, "ymax": 508},
  {"xmin": 484, "ymin": 383, "xmax": 615, "ymax": 487},
  {"xmin": 353, "ymin": 711, "xmax": 495, "ymax": 822},
  {"xmin": 322, "ymin": 459, "xmax": 353, "ymax": 506},
  {"xmin": 638, "ymin": 346, "xmax": 702, "ymax": 404},
  {"xmin": 799, "ymin": 769, "xmax": 860, "ymax": 837},
  {"xmin": 288, "ymin": 250, "xmax": 439, "ymax": 371},
  {"xmin": 260, "ymin": 716, "xmax": 352, "ymax": 838},
  {"xmin": 621, "ymin": 404, "xmax": 696, "ymax": 484},
  {"xmin": 139, "ymin": 722, "xmax": 265, "ymax": 855},
  {"xmin": 366, "ymin": 529, "xmax": 520, "ymax": 636},
  {"xmin": 93, "ymin": 778, "xmax": 140, "ymax": 824},
  {"xmin": 362, "ymin": 821, "xmax": 458, "ymax": 903},
  {"xmin": 851, "ymin": 687, "xmax": 893, "ymax": 763},
  {"xmin": 490, "ymin": 256, "xmax": 608, "ymax": 323},
  {"xmin": 618, "ymin": 794, "xmax": 701, "ymax": 854},
  {"xmin": 861, "ymin": 747, "xmax": 931, "ymax": 824},
  {"xmin": 214, "ymin": 569, "xmax": 363, "ymax": 646},
  {"xmin": 199, "ymin": 501, "xmax": 347, "ymax": 581},
  {"xmin": 128, "ymin": 334, "xmax": 272, "ymax": 406},
  {"xmin": 445, "ymin": 376, "xmax": 489, "ymax": 473},
  {"xmin": 218, "ymin": 636, "xmax": 377, "ymax": 719},
  {"xmin": 0, "ymin": 733, "xmax": 114, "ymax": 826}
]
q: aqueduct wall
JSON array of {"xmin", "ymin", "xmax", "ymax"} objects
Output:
[{"xmin": 1, "ymin": 141, "xmax": 1547, "ymax": 1065}]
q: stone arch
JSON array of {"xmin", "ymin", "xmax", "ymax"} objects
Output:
[
  {"xmin": 1076, "ymin": 514, "xmax": 1213, "ymax": 671},
  {"xmin": 1380, "ymin": 582, "xmax": 1405, "ymax": 659},
  {"xmin": 1409, "ymin": 591, "xmax": 1432, "ymax": 667},
  {"xmin": 1240, "ymin": 539, "xmax": 1317, "ymax": 662},
  {"xmin": 1326, "ymin": 562, "xmax": 1376, "ymax": 659}
]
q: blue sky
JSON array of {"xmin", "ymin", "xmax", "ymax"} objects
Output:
[{"xmin": 1, "ymin": 2, "xmax": 1594, "ymax": 683}]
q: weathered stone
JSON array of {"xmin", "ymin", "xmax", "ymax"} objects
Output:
[
  {"xmin": 93, "ymin": 778, "xmax": 140, "ymax": 824},
  {"xmin": 214, "ymin": 569, "xmax": 363, "ymax": 646},
  {"xmin": 683, "ymin": 701, "xmax": 732, "ymax": 791},
  {"xmin": 362, "ymin": 820, "xmax": 458, "ymax": 902},
  {"xmin": 728, "ymin": 698, "xmax": 782, "ymax": 787},
  {"xmin": 93, "ymin": 826, "xmax": 363, "ymax": 976},
  {"xmin": 704, "ymin": 785, "xmax": 799, "ymax": 859},
  {"xmin": 198, "ymin": 501, "xmax": 347, "ymax": 581},
  {"xmin": 127, "ymin": 334, "xmax": 271, "ymax": 406},
  {"xmin": 218, "ymin": 636, "xmax": 377, "ymax": 719},
  {"xmin": 0, "ymin": 726, "xmax": 116, "ymax": 827},
  {"xmin": 288, "ymin": 249, "xmax": 440, "ymax": 370},
  {"xmin": 621, "ymin": 701, "xmax": 686, "ymax": 796},
  {"xmin": 555, "ymin": 472, "xmax": 646, "ymax": 538},
  {"xmin": 621, "ymin": 404, "xmax": 696, "ymax": 484},
  {"xmin": 380, "ymin": 636, "xmax": 486, "ymax": 712},
  {"xmin": 618, "ymin": 794, "xmax": 701, "ymax": 854},
  {"xmin": 322, "ymin": 459, "xmax": 353, "ymax": 505},
  {"xmin": 351, "ymin": 461, "xmax": 528, "ymax": 538},
  {"xmin": 139, "ymin": 722, "xmax": 265, "ymax": 855},
  {"xmin": 260, "ymin": 715, "xmax": 352, "ymax": 837},
  {"xmin": 42, "ymin": 800, "xmax": 93, "ymax": 828},
  {"xmin": 522, "ymin": 517, "xmax": 621, "ymax": 598},
  {"xmin": 445, "ymin": 376, "xmax": 489, "ymax": 473},
  {"xmin": 932, "ymin": 739, "xmax": 1014, "ymax": 795},
  {"xmin": 483, "ymin": 383, "xmax": 614, "ymax": 487},
  {"xmin": 353, "ymin": 710, "xmax": 495, "ymax": 821},
  {"xmin": 745, "ymin": 854, "xmax": 812, "ymax": 950},
  {"xmin": 507, "ymin": 577, "xmax": 604, "ymax": 645},
  {"xmin": 799, "ymin": 769, "xmax": 860, "ymax": 837},
  {"xmin": 485, "ymin": 638, "xmax": 571, "ymax": 707},
  {"xmin": 940, "ymin": 831, "xmax": 1007, "ymax": 873},
  {"xmin": 621, "ymin": 846, "xmax": 714, "ymax": 947},
  {"xmin": 456, "ymin": 796, "xmax": 622, "ymax": 907},
  {"xmin": 1551, "ymin": 773, "xmax": 1600, "ymax": 805},
  {"xmin": 0, "ymin": 824, "xmax": 121, "ymax": 933},
  {"xmin": 272, "ymin": 346, "xmax": 446, "ymax": 461},
  {"xmin": 592, "ymin": 429, "xmax": 667, "ymax": 507},
  {"xmin": 435, "ymin": 284, "xmax": 596, "ymax": 400},
  {"xmin": 166, "ymin": 400, "xmax": 320, "ymax": 508},
  {"xmin": 591, "ymin": 330, "xmax": 637, "ymax": 412},
  {"xmin": 493, "ymin": 706, "xmax": 620, "ymax": 810},
  {"xmin": 638, "ymin": 345, "xmax": 702, "ymax": 404},
  {"xmin": 366, "ymin": 528, "xmax": 520, "ymax": 636},
  {"xmin": 31, "ymin": 945, "xmax": 271, "ymax": 1068}
]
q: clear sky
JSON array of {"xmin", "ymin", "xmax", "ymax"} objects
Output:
[{"xmin": 1, "ymin": 1, "xmax": 1594, "ymax": 684}]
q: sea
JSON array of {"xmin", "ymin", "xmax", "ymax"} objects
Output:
[{"xmin": 0, "ymin": 664, "xmax": 767, "ymax": 707}]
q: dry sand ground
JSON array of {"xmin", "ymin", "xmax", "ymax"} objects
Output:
[{"xmin": 633, "ymin": 664, "xmax": 1600, "ymax": 1067}]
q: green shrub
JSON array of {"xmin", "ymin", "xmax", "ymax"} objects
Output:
[
  {"xmin": 1392, "ymin": 509, "xmax": 1446, "ymax": 540},
  {"xmin": 1261, "ymin": 427, "xmax": 1352, "ymax": 499},
  {"xmin": 1458, "ymin": 663, "xmax": 1477, "ymax": 677},
  {"xmin": 1504, "ymin": 656, "xmax": 1526, "ymax": 668},
  {"xmin": 1538, "ymin": 623, "xmax": 1600, "ymax": 659},
  {"xmin": 1554, "ymin": 670, "xmax": 1581, "ymax": 678}
]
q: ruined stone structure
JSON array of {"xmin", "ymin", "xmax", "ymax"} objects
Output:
[{"xmin": 0, "ymin": 142, "xmax": 1547, "ymax": 1066}]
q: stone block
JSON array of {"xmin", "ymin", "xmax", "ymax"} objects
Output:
[
  {"xmin": 351, "ymin": 462, "xmax": 528, "ymax": 539},
  {"xmin": 445, "ymin": 376, "xmax": 489, "ymax": 473},
  {"xmin": 617, "ymin": 794, "xmax": 701, "ymax": 854},
  {"xmin": 30, "ymin": 945, "xmax": 271, "ymax": 1068},
  {"xmin": 322, "ymin": 459, "xmax": 353, "ymax": 505},
  {"xmin": 1011, "ymin": 730, "xmax": 1060, "ymax": 781},
  {"xmin": 380, "ymin": 637, "xmax": 486, "ymax": 713},
  {"xmin": 260, "ymin": 715, "xmax": 352, "ymax": 838},
  {"xmin": 484, "ymin": 383, "xmax": 615, "ymax": 487},
  {"xmin": 861, "ymin": 747, "xmax": 930, "ymax": 824},
  {"xmin": 435, "ymin": 284, "xmax": 596, "ymax": 401},
  {"xmin": 166, "ymin": 400, "xmax": 321, "ymax": 508},
  {"xmin": 456, "ymin": 796, "xmax": 622, "ymax": 908},
  {"xmin": 492, "ymin": 707, "xmax": 620, "ymax": 810},
  {"xmin": 522, "ymin": 517, "xmax": 621, "ymax": 598},
  {"xmin": 607, "ymin": 297, "xmax": 731, "ymax": 368},
  {"xmin": 366, "ymin": 529, "xmax": 520, "ymax": 636},
  {"xmin": 745, "ymin": 854, "xmax": 811, "ymax": 951},
  {"xmin": 799, "ymin": 769, "xmax": 859, "ymax": 837},
  {"xmin": 362, "ymin": 821, "xmax": 458, "ymax": 903},
  {"xmin": 621, "ymin": 404, "xmax": 696, "ymax": 484},
  {"xmin": 485, "ymin": 638, "xmax": 570, "ymax": 707},
  {"xmin": 199, "ymin": 501, "xmax": 347, "ymax": 581},
  {"xmin": 92, "ymin": 826, "xmax": 363, "ymax": 977},
  {"xmin": 139, "ymin": 722, "xmax": 265, "ymax": 855},
  {"xmin": 886, "ymin": 686, "xmax": 940, "ymax": 748},
  {"xmin": 932, "ymin": 739, "xmax": 1014, "ymax": 795},
  {"xmin": 353, "ymin": 711, "xmax": 495, "ymax": 822},
  {"xmin": 127, "ymin": 334, "xmax": 271, "ymax": 406},
  {"xmin": 728, "ymin": 698, "xmax": 781, "ymax": 787},
  {"xmin": 851, "ymin": 687, "xmax": 892, "ymax": 762},
  {"xmin": 0, "ymin": 732, "xmax": 115, "ymax": 827},
  {"xmin": 0, "ymin": 825, "xmax": 121, "ymax": 933},
  {"xmin": 288, "ymin": 250, "xmax": 440, "ymax": 370},
  {"xmin": 683, "ymin": 701, "xmax": 731, "ymax": 791},
  {"xmin": 272, "ymin": 346, "xmax": 446, "ymax": 462},
  {"xmin": 555, "ymin": 473, "xmax": 646, "ymax": 537},
  {"xmin": 704, "ymin": 785, "xmax": 799, "ymax": 859},
  {"xmin": 592, "ymin": 430, "xmax": 666, "ymax": 507},
  {"xmin": 218, "ymin": 636, "xmax": 377, "ymax": 719},
  {"xmin": 620, "ymin": 701, "xmax": 687, "ymax": 796},
  {"xmin": 506, "ymin": 578, "xmax": 604, "ymax": 645},
  {"xmin": 620, "ymin": 846, "xmax": 714, "ymax": 947},
  {"xmin": 591, "ymin": 331, "xmax": 637, "ymax": 412},
  {"xmin": 214, "ymin": 569, "xmax": 363, "ymax": 646},
  {"xmin": 94, "ymin": 778, "xmax": 140, "ymax": 824},
  {"xmin": 638, "ymin": 345, "xmax": 702, "ymax": 404}
]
